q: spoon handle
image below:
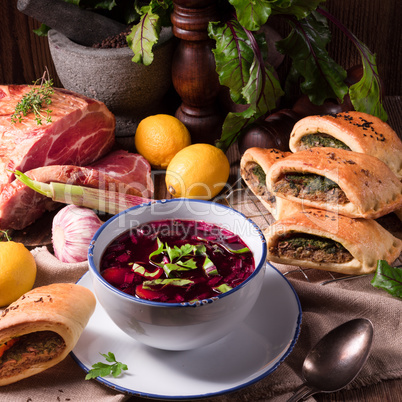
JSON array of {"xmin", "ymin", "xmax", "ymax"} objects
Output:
[{"xmin": 287, "ymin": 384, "xmax": 318, "ymax": 402}]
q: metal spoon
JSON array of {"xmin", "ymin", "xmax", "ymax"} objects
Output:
[{"xmin": 288, "ymin": 318, "xmax": 374, "ymax": 401}]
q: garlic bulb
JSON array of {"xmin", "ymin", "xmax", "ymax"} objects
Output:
[{"xmin": 52, "ymin": 205, "xmax": 103, "ymax": 263}]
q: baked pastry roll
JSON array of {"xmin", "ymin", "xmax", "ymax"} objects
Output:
[
  {"xmin": 265, "ymin": 209, "xmax": 402, "ymax": 275},
  {"xmin": 240, "ymin": 147, "xmax": 302, "ymax": 220},
  {"xmin": 0, "ymin": 283, "xmax": 96, "ymax": 386},
  {"xmin": 266, "ymin": 147, "xmax": 402, "ymax": 219},
  {"xmin": 289, "ymin": 111, "xmax": 402, "ymax": 179}
]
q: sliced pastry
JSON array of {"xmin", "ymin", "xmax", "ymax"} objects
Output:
[
  {"xmin": 265, "ymin": 209, "xmax": 402, "ymax": 275},
  {"xmin": 266, "ymin": 147, "xmax": 402, "ymax": 219},
  {"xmin": 289, "ymin": 111, "xmax": 402, "ymax": 179},
  {"xmin": 0, "ymin": 283, "xmax": 96, "ymax": 386},
  {"xmin": 240, "ymin": 147, "xmax": 302, "ymax": 220}
]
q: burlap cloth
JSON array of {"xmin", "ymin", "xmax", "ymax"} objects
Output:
[{"xmin": 0, "ymin": 213, "xmax": 401, "ymax": 402}]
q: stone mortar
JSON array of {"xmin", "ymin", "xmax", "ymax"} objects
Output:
[{"xmin": 48, "ymin": 28, "xmax": 176, "ymax": 137}]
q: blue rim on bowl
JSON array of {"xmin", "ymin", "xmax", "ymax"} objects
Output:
[{"xmin": 88, "ymin": 198, "xmax": 267, "ymax": 308}]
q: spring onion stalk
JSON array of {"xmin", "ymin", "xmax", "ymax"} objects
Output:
[{"xmin": 14, "ymin": 170, "xmax": 152, "ymax": 214}]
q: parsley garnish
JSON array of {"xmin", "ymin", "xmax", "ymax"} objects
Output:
[
  {"xmin": 85, "ymin": 352, "xmax": 128, "ymax": 380},
  {"xmin": 11, "ymin": 70, "xmax": 54, "ymax": 126},
  {"xmin": 149, "ymin": 238, "xmax": 207, "ymax": 277}
]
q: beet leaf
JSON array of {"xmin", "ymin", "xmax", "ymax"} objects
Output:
[
  {"xmin": 371, "ymin": 260, "xmax": 402, "ymax": 299},
  {"xmin": 127, "ymin": 9, "xmax": 161, "ymax": 66},
  {"xmin": 317, "ymin": 7, "xmax": 388, "ymax": 120},
  {"xmin": 276, "ymin": 11, "xmax": 348, "ymax": 105},
  {"xmin": 209, "ymin": 19, "xmax": 283, "ymax": 150}
]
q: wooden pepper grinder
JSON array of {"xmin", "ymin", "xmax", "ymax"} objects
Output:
[{"xmin": 171, "ymin": 0, "xmax": 224, "ymax": 144}]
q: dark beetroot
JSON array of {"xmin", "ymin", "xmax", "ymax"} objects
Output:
[{"xmin": 100, "ymin": 219, "xmax": 255, "ymax": 303}]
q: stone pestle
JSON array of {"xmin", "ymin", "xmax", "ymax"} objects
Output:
[{"xmin": 17, "ymin": 0, "xmax": 127, "ymax": 47}]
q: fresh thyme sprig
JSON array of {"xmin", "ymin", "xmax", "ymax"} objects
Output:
[{"xmin": 11, "ymin": 70, "xmax": 54, "ymax": 126}]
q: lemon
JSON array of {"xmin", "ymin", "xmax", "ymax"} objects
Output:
[
  {"xmin": 134, "ymin": 114, "xmax": 191, "ymax": 169},
  {"xmin": 166, "ymin": 143, "xmax": 230, "ymax": 200},
  {"xmin": 0, "ymin": 241, "xmax": 37, "ymax": 307}
]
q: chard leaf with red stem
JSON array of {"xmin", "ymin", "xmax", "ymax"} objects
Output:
[
  {"xmin": 270, "ymin": 0, "xmax": 325, "ymax": 19},
  {"xmin": 127, "ymin": 9, "xmax": 161, "ymax": 66},
  {"xmin": 126, "ymin": 0, "xmax": 173, "ymax": 66},
  {"xmin": 371, "ymin": 260, "xmax": 402, "ymax": 299},
  {"xmin": 276, "ymin": 10, "xmax": 349, "ymax": 105},
  {"xmin": 209, "ymin": 19, "xmax": 283, "ymax": 151},
  {"xmin": 317, "ymin": 7, "xmax": 387, "ymax": 121},
  {"xmin": 228, "ymin": 0, "xmax": 272, "ymax": 31},
  {"xmin": 229, "ymin": 0, "xmax": 326, "ymax": 30}
]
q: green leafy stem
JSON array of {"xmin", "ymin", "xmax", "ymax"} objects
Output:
[
  {"xmin": 371, "ymin": 260, "xmax": 402, "ymax": 299},
  {"xmin": 85, "ymin": 352, "xmax": 128, "ymax": 380}
]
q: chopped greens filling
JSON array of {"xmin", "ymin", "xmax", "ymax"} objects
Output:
[
  {"xmin": 285, "ymin": 173, "xmax": 339, "ymax": 194},
  {"xmin": 301, "ymin": 133, "xmax": 351, "ymax": 150},
  {"xmin": 251, "ymin": 164, "xmax": 266, "ymax": 186},
  {"xmin": 273, "ymin": 234, "xmax": 353, "ymax": 264},
  {"xmin": 281, "ymin": 235, "xmax": 346, "ymax": 254}
]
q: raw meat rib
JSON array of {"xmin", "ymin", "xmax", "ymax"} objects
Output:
[
  {"xmin": 0, "ymin": 150, "xmax": 153, "ymax": 230},
  {"xmin": 0, "ymin": 85, "xmax": 116, "ymax": 185}
]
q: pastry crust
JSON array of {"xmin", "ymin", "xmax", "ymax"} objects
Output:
[
  {"xmin": 266, "ymin": 147, "xmax": 402, "ymax": 219},
  {"xmin": 265, "ymin": 209, "xmax": 402, "ymax": 275},
  {"xmin": 289, "ymin": 111, "xmax": 402, "ymax": 179},
  {"xmin": 0, "ymin": 283, "xmax": 96, "ymax": 386},
  {"xmin": 240, "ymin": 147, "xmax": 302, "ymax": 220}
]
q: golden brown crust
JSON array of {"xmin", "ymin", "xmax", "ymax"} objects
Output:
[
  {"xmin": 240, "ymin": 147, "xmax": 302, "ymax": 220},
  {"xmin": 0, "ymin": 283, "xmax": 96, "ymax": 386},
  {"xmin": 289, "ymin": 111, "xmax": 402, "ymax": 179},
  {"xmin": 265, "ymin": 209, "xmax": 402, "ymax": 275},
  {"xmin": 266, "ymin": 147, "xmax": 402, "ymax": 219}
]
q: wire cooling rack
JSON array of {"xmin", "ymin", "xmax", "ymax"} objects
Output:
[{"xmin": 219, "ymin": 177, "xmax": 402, "ymax": 286}]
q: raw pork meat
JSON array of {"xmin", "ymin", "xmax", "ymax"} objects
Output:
[
  {"xmin": 0, "ymin": 85, "xmax": 115, "ymax": 186},
  {"xmin": 87, "ymin": 150, "xmax": 153, "ymax": 198},
  {"xmin": 0, "ymin": 150, "xmax": 153, "ymax": 230}
]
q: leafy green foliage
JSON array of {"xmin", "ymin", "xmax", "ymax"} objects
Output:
[
  {"xmin": 149, "ymin": 238, "xmax": 208, "ymax": 278},
  {"xmin": 126, "ymin": 1, "xmax": 173, "ymax": 65},
  {"xmin": 11, "ymin": 72, "xmax": 54, "ymax": 126},
  {"xmin": 127, "ymin": 9, "xmax": 161, "ymax": 66},
  {"xmin": 371, "ymin": 260, "xmax": 402, "ymax": 299},
  {"xmin": 270, "ymin": 0, "xmax": 326, "ymax": 19},
  {"xmin": 348, "ymin": 40, "xmax": 387, "ymax": 121},
  {"xmin": 209, "ymin": 19, "xmax": 283, "ymax": 150},
  {"xmin": 316, "ymin": 7, "xmax": 387, "ymax": 120},
  {"xmin": 32, "ymin": 0, "xmax": 386, "ymax": 149},
  {"xmin": 276, "ymin": 11, "xmax": 348, "ymax": 105},
  {"xmin": 229, "ymin": 0, "xmax": 272, "ymax": 31},
  {"xmin": 85, "ymin": 352, "xmax": 128, "ymax": 380}
]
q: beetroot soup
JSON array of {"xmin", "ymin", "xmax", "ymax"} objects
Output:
[{"xmin": 100, "ymin": 219, "xmax": 255, "ymax": 303}]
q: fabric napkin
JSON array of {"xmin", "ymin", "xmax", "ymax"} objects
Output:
[{"xmin": 1, "ymin": 221, "xmax": 401, "ymax": 402}]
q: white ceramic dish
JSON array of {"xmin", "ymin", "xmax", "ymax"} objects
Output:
[
  {"xmin": 72, "ymin": 265, "xmax": 301, "ymax": 399},
  {"xmin": 88, "ymin": 199, "xmax": 267, "ymax": 351}
]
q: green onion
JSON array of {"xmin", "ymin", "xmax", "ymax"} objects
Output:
[
  {"xmin": 213, "ymin": 284, "xmax": 233, "ymax": 294},
  {"xmin": 203, "ymin": 256, "xmax": 218, "ymax": 276},
  {"xmin": 14, "ymin": 170, "xmax": 151, "ymax": 214},
  {"xmin": 142, "ymin": 278, "xmax": 194, "ymax": 289}
]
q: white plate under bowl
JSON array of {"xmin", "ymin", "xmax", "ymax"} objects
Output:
[{"xmin": 72, "ymin": 264, "xmax": 302, "ymax": 399}]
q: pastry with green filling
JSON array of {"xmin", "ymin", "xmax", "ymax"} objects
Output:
[
  {"xmin": 265, "ymin": 209, "xmax": 402, "ymax": 275},
  {"xmin": 289, "ymin": 111, "xmax": 402, "ymax": 180},
  {"xmin": 0, "ymin": 283, "xmax": 96, "ymax": 386},
  {"xmin": 266, "ymin": 147, "xmax": 402, "ymax": 219},
  {"xmin": 240, "ymin": 147, "xmax": 302, "ymax": 220}
]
